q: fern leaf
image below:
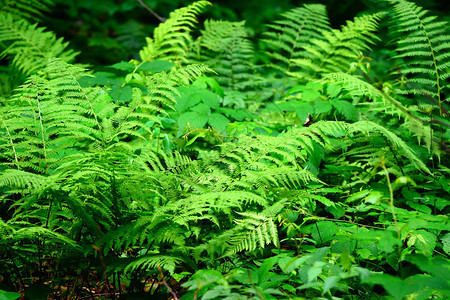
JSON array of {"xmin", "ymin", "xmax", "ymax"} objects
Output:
[
  {"xmin": 191, "ymin": 20, "xmax": 262, "ymax": 93},
  {"xmin": 388, "ymin": 0, "xmax": 449, "ymax": 117},
  {"xmin": 139, "ymin": 1, "xmax": 211, "ymax": 63},
  {"xmin": 227, "ymin": 212, "xmax": 280, "ymax": 255},
  {"xmin": 0, "ymin": 169, "xmax": 46, "ymax": 191},
  {"xmin": 124, "ymin": 255, "xmax": 183, "ymax": 275},
  {"xmin": 263, "ymin": 4, "xmax": 330, "ymax": 77},
  {"xmin": 292, "ymin": 13, "xmax": 383, "ymax": 80},
  {"xmin": 0, "ymin": 13, "xmax": 77, "ymax": 75},
  {"xmin": 348, "ymin": 121, "xmax": 432, "ymax": 174},
  {"xmin": 323, "ymin": 72, "xmax": 445, "ymax": 156},
  {"xmin": 0, "ymin": 0, "xmax": 53, "ymax": 21}
]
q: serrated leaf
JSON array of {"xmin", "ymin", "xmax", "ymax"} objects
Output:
[
  {"xmin": 332, "ymin": 99, "xmax": 358, "ymax": 121},
  {"xmin": 208, "ymin": 114, "xmax": 230, "ymax": 131}
]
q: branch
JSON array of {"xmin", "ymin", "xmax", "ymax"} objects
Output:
[
  {"xmin": 157, "ymin": 265, "xmax": 179, "ymax": 300},
  {"xmin": 135, "ymin": 0, "xmax": 167, "ymax": 23}
]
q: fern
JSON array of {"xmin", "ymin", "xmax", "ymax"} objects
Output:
[
  {"xmin": 221, "ymin": 202, "xmax": 286, "ymax": 256},
  {"xmin": 0, "ymin": 2, "xmax": 446, "ymax": 295},
  {"xmin": 0, "ymin": 13, "xmax": 77, "ymax": 76},
  {"xmin": 263, "ymin": 4, "xmax": 330, "ymax": 78},
  {"xmin": 0, "ymin": 0, "xmax": 53, "ymax": 21},
  {"xmin": 0, "ymin": 169, "xmax": 46, "ymax": 192},
  {"xmin": 388, "ymin": 0, "xmax": 449, "ymax": 117},
  {"xmin": 323, "ymin": 72, "xmax": 448, "ymax": 156},
  {"xmin": 226, "ymin": 212, "xmax": 280, "ymax": 255},
  {"xmin": 191, "ymin": 20, "xmax": 262, "ymax": 94},
  {"xmin": 124, "ymin": 255, "xmax": 183, "ymax": 275},
  {"xmin": 139, "ymin": 1, "xmax": 211, "ymax": 63},
  {"xmin": 292, "ymin": 13, "xmax": 383, "ymax": 80},
  {"xmin": 0, "ymin": 59, "xmax": 100, "ymax": 173}
]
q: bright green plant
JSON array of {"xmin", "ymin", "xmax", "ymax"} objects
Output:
[{"xmin": 0, "ymin": 0, "xmax": 448, "ymax": 299}]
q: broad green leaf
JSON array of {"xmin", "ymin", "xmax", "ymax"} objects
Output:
[
  {"xmin": 0, "ymin": 290, "xmax": 21, "ymax": 300},
  {"xmin": 332, "ymin": 99, "xmax": 358, "ymax": 121},
  {"xmin": 408, "ymin": 230, "xmax": 436, "ymax": 257},
  {"xmin": 322, "ymin": 276, "xmax": 339, "ymax": 295},
  {"xmin": 364, "ymin": 274, "xmax": 417, "ymax": 300},
  {"xmin": 294, "ymin": 102, "xmax": 314, "ymax": 123},
  {"xmin": 137, "ymin": 60, "xmax": 174, "ymax": 72},
  {"xmin": 110, "ymin": 85, "xmax": 132, "ymax": 103},
  {"xmin": 442, "ymin": 233, "xmax": 450, "ymax": 255},
  {"xmin": 110, "ymin": 61, "xmax": 134, "ymax": 72},
  {"xmin": 279, "ymin": 256, "xmax": 308, "ymax": 274},
  {"xmin": 314, "ymin": 100, "xmax": 332, "ymax": 114},
  {"xmin": 310, "ymin": 222, "xmax": 338, "ymax": 243}
]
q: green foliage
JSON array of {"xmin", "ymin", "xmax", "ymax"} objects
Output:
[
  {"xmin": 0, "ymin": 0, "xmax": 448, "ymax": 299},
  {"xmin": 0, "ymin": 0, "xmax": 53, "ymax": 21},
  {"xmin": 292, "ymin": 12, "xmax": 383, "ymax": 80},
  {"xmin": 139, "ymin": 1, "xmax": 211, "ymax": 63},
  {"xmin": 263, "ymin": 4, "xmax": 330, "ymax": 78},
  {"xmin": 0, "ymin": 13, "xmax": 77, "ymax": 76},
  {"xmin": 388, "ymin": 0, "xmax": 449, "ymax": 117}
]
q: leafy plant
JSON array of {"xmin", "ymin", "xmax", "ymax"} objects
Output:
[{"xmin": 0, "ymin": 0, "xmax": 448, "ymax": 299}]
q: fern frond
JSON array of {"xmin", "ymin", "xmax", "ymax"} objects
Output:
[
  {"xmin": 139, "ymin": 1, "xmax": 211, "ymax": 63},
  {"xmin": 144, "ymin": 64, "xmax": 210, "ymax": 109},
  {"xmin": 0, "ymin": 13, "xmax": 77, "ymax": 75},
  {"xmin": 292, "ymin": 13, "xmax": 383, "ymax": 80},
  {"xmin": 124, "ymin": 255, "xmax": 182, "ymax": 275},
  {"xmin": 1, "ymin": 218, "xmax": 81, "ymax": 255},
  {"xmin": 0, "ymin": 59, "xmax": 104, "ymax": 173},
  {"xmin": 0, "ymin": 169, "xmax": 46, "ymax": 191},
  {"xmin": 388, "ymin": 0, "xmax": 449, "ymax": 117},
  {"xmin": 347, "ymin": 121, "xmax": 431, "ymax": 174},
  {"xmin": 0, "ymin": 0, "xmax": 53, "ymax": 21},
  {"xmin": 323, "ymin": 72, "xmax": 445, "ymax": 156},
  {"xmin": 263, "ymin": 4, "xmax": 330, "ymax": 76},
  {"xmin": 226, "ymin": 207, "xmax": 282, "ymax": 255},
  {"xmin": 191, "ymin": 20, "xmax": 262, "ymax": 93}
]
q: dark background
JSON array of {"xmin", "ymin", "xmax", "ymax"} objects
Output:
[{"xmin": 44, "ymin": 0, "xmax": 450, "ymax": 65}]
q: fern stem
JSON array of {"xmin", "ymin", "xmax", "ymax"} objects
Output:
[
  {"xmin": 158, "ymin": 265, "xmax": 179, "ymax": 300},
  {"xmin": 0, "ymin": 117, "xmax": 20, "ymax": 168},
  {"xmin": 380, "ymin": 158, "xmax": 400, "ymax": 237},
  {"xmin": 412, "ymin": 10, "xmax": 443, "ymax": 116},
  {"xmin": 35, "ymin": 89, "xmax": 49, "ymax": 174},
  {"xmin": 60, "ymin": 63, "xmax": 106, "ymax": 146},
  {"xmin": 45, "ymin": 197, "xmax": 53, "ymax": 228}
]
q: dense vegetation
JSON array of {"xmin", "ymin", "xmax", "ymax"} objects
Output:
[{"xmin": 0, "ymin": 0, "xmax": 449, "ymax": 299}]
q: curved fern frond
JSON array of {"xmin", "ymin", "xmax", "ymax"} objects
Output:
[
  {"xmin": 0, "ymin": 13, "xmax": 77, "ymax": 75},
  {"xmin": 0, "ymin": 59, "xmax": 102, "ymax": 173},
  {"xmin": 191, "ymin": 20, "xmax": 262, "ymax": 93},
  {"xmin": 292, "ymin": 13, "xmax": 383, "ymax": 80},
  {"xmin": 346, "ymin": 121, "xmax": 431, "ymax": 174},
  {"xmin": 139, "ymin": 1, "xmax": 211, "ymax": 63},
  {"xmin": 124, "ymin": 255, "xmax": 183, "ymax": 275},
  {"xmin": 0, "ymin": 169, "xmax": 46, "ymax": 192},
  {"xmin": 225, "ymin": 202, "xmax": 285, "ymax": 255},
  {"xmin": 0, "ymin": 0, "xmax": 53, "ymax": 21},
  {"xmin": 263, "ymin": 4, "xmax": 330, "ymax": 77},
  {"xmin": 324, "ymin": 72, "xmax": 448, "ymax": 157},
  {"xmin": 388, "ymin": 0, "xmax": 449, "ymax": 117},
  {"xmin": 0, "ymin": 221, "xmax": 81, "ymax": 251}
]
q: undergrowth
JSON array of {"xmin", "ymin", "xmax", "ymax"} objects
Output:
[{"xmin": 0, "ymin": 0, "xmax": 448, "ymax": 299}]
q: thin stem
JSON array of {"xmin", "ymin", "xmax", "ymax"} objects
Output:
[
  {"xmin": 157, "ymin": 265, "xmax": 178, "ymax": 300},
  {"xmin": 380, "ymin": 158, "xmax": 401, "ymax": 245},
  {"xmin": 135, "ymin": 0, "xmax": 167, "ymax": 23}
]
